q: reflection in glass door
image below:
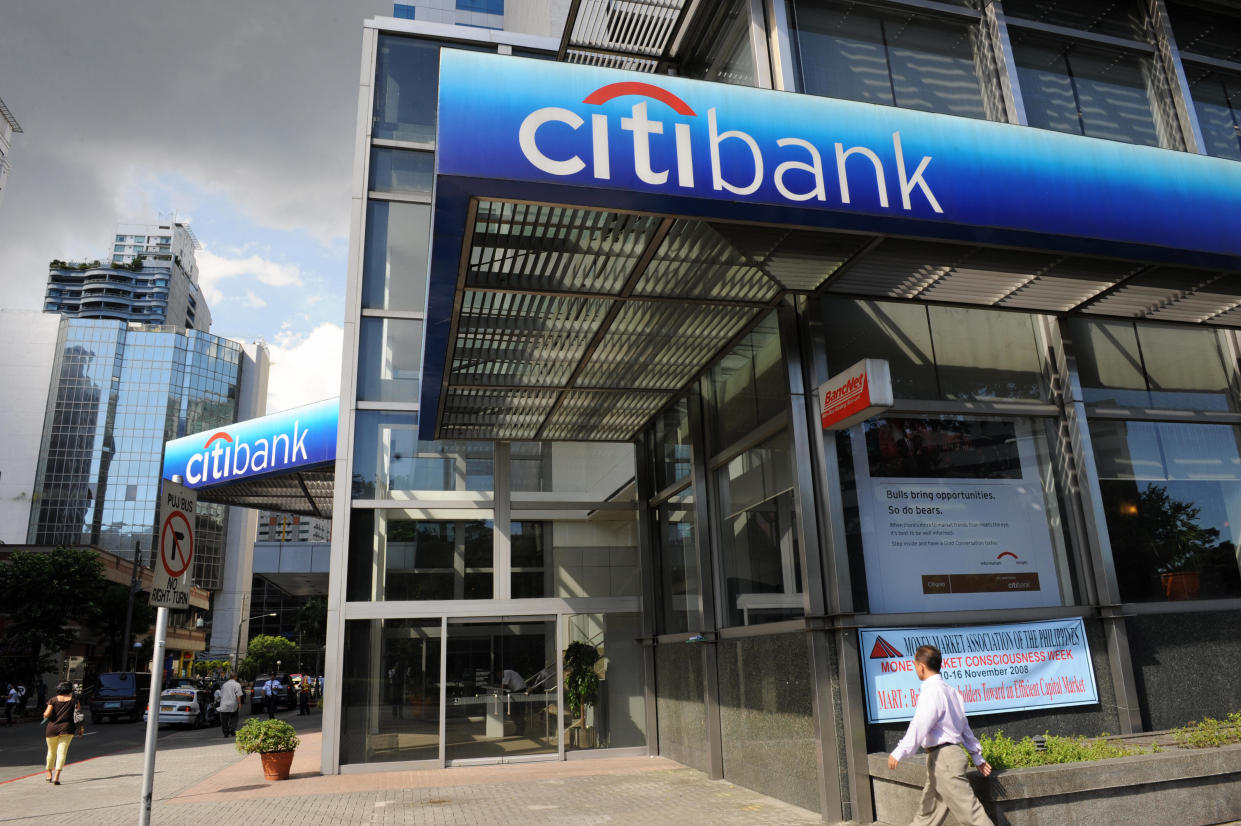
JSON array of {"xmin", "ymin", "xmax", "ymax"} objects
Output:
[{"xmin": 444, "ymin": 618, "xmax": 559, "ymax": 763}]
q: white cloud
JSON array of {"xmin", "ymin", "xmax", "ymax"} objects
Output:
[
  {"xmin": 264, "ymin": 322, "xmax": 343, "ymax": 413},
  {"xmin": 196, "ymin": 246, "xmax": 303, "ymax": 306}
]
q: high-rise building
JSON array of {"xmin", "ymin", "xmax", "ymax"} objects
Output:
[
  {"xmin": 27, "ymin": 319, "xmax": 267, "ymax": 592},
  {"xmin": 257, "ymin": 510, "xmax": 332, "ymax": 543},
  {"xmin": 44, "ymin": 221, "xmax": 211, "ymax": 330},
  {"xmin": 389, "ymin": 0, "xmax": 569, "ymax": 36},
  {"xmin": 0, "ymin": 95, "xmax": 20, "ymax": 209}
]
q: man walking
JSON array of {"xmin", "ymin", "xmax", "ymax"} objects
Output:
[
  {"xmin": 263, "ymin": 674, "xmax": 283, "ymax": 719},
  {"xmin": 888, "ymin": 645, "xmax": 994, "ymax": 826},
  {"xmin": 218, "ymin": 673, "xmax": 243, "ymax": 737}
]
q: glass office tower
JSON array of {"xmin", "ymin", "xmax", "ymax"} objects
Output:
[{"xmin": 29, "ymin": 319, "xmax": 243, "ymax": 590}]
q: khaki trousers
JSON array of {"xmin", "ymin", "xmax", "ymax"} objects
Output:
[
  {"xmin": 45, "ymin": 733, "xmax": 73, "ymax": 772},
  {"xmin": 909, "ymin": 745, "xmax": 994, "ymax": 826}
]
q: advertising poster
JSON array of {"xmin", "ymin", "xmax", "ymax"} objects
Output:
[
  {"xmin": 860, "ymin": 619, "xmax": 1098, "ymax": 723},
  {"xmin": 850, "ymin": 417, "xmax": 1063, "ymax": 614}
]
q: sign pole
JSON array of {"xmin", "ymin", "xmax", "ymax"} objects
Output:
[{"xmin": 138, "ymin": 605, "xmax": 168, "ymax": 826}]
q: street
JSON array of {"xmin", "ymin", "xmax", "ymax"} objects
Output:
[{"xmin": 0, "ymin": 701, "xmax": 259, "ymax": 784}]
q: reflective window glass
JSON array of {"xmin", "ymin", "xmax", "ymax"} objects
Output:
[
  {"xmin": 680, "ymin": 0, "xmax": 757, "ymax": 87},
  {"xmin": 510, "ymin": 519, "xmax": 639, "ymax": 599},
  {"xmin": 716, "ymin": 432, "xmax": 803, "ymax": 626},
  {"xmin": 357, "ymin": 317, "xmax": 422, "ymax": 403},
  {"xmin": 374, "ymin": 36, "xmax": 440, "ymax": 142},
  {"xmin": 651, "ymin": 398, "xmax": 692, "ymax": 492},
  {"xmin": 1003, "ymin": 0, "xmax": 1145, "ymax": 39},
  {"xmin": 361, "ymin": 201, "xmax": 430, "ymax": 312},
  {"xmin": 340, "ymin": 618, "xmax": 442, "ymax": 765},
  {"xmin": 347, "ymin": 510, "xmax": 493, "ymax": 601},
  {"xmin": 1185, "ymin": 66, "xmax": 1241, "ymax": 162},
  {"xmin": 509, "ymin": 441, "xmax": 635, "ymax": 500},
  {"xmin": 1091, "ymin": 420, "xmax": 1241, "ymax": 602},
  {"xmin": 791, "ymin": 1, "xmax": 987, "ymax": 119},
  {"xmin": 658, "ymin": 488, "xmax": 700, "ymax": 634},
  {"xmin": 1068, "ymin": 318, "xmax": 1235, "ymax": 411},
  {"xmin": 1012, "ymin": 35, "xmax": 1161, "ymax": 146},
  {"xmin": 706, "ymin": 314, "xmax": 786, "ymax": 449},
  {"xmin": 352, "ymin": 411, "xmax": 493, "ymax": 497},
  {"xmin": 369, "ymin": 147, "xmax": 435, "ymax": 194}
]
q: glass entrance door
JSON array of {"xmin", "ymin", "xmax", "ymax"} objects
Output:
[{"xmin": 444, "ymin": 617, "xmax": 559, "ymax": 763}]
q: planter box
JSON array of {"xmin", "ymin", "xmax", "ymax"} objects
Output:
[{"xmin": 868, "ymin": 742, "xmax": 1241, "ymax": 826}]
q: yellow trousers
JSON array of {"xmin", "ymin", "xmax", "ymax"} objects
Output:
[{"xmin": 45, "ymin": 734, "xmax": 73, "ymax": 772}]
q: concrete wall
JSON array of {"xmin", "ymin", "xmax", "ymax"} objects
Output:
[{"xmin": 0, "ymin": 310, "xmax": 59, "ymax": 543}]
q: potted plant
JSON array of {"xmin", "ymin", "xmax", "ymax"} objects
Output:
[
  {"xmin": 563, "ymin": 641, "xmax": 601, "ymax": 749},
  {"xmin": 234, "ymin": 717, "xmax": 301, "ymax": 780}
]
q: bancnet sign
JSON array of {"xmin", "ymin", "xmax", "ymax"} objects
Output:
[{"xmin": 818, "ymin": 359, "xmax": 893, "ymax": 431}]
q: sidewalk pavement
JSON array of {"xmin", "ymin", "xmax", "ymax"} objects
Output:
[{"xmin": 0, "ymin": 711, "xmax": 825, "ymax": 825}]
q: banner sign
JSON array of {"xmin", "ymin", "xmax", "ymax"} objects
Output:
[
  {"xmin": 850, "ymin": 417, "xmax": 1064, "ymax": 614},
  {"xmin": 860, "ymin": 619, "xmax": 1098, "ymax": 723},
  {"xmin": 163, "ymin": 397, "xmax": 337, "ymax": 489},
  {"xmin": 819, "ymin": 358, "xmax": 893, "ymax": 431},
  {"xmin": 437, "ymin": 51, "xmax": 1241, "ymax": 268}
]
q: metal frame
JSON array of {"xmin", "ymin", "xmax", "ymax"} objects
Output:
[{"xmin": 1148, "ymin": 0, "xmax": 1208, "ymax": 154}]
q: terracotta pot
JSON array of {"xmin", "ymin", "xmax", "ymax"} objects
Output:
[
  {"xmin": 1161, "ymin": 571, "xmax": 1200, "ymax": 600},
  {"xmin": 260, "ymin": 749, "xmax": 295, "ymax": 781}
]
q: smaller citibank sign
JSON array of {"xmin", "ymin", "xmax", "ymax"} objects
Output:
[
  {"xmin": 162, "ymin": 398, "xmax": 338, "ymax": 489},
  {"xmin": 860, "ymin": 619, "xmax": 1098, "ymax": 724},
  {"xmin": 818, "ymin": 359, "xmax": 893, "ymax": 431}
]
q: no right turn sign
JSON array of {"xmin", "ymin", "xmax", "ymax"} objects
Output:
[{"xmin": 150, "ymin": 481, "xmax": 197, "ymax": 609}]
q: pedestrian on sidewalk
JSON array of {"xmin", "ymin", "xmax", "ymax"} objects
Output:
[
  {"xmin": 298, "ymin": 682, "xmax": 311, "ymax": 716},
  {"xmin": 263, "ymin": 675, "xmax": 283, "ymax": 719},
  {"xmin": 5, "ymin": 684, "xmax": 16, "ymax": 725},
  {"xmin": 42, "ymin": 681, "xmax": 81, "ymax": 785},
  {"xmin": 887, "ymin": 644, "xmax": 994, "ymax": 826},
  {"xmin": 218, "ymin": 673, "xmax": 244, "ymax": 737}
]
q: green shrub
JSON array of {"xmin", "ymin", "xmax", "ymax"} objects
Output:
[
  {"xmin": 234, "ymin": 718, "xmax": 300, "ymax": 754},
  {"xmin": 1173, "ymin": 712, "xmax": 1241, "ymax": 749},
  {"xmin": 980, "ymin": 731, "xmax": 1146, "ymax": 770}
]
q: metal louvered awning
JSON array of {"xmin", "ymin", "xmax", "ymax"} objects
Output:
[
  {"xmin": 430, "ymin": 198, "xmax": 1241, "ymax": 443},
  {"xmin": 557, "ymin": 0, "xmax": 694, "ymax": 72}
]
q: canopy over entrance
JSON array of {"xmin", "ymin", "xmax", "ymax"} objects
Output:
[
  {"xmin": 420, "ymin": 51, "xmax": 1241, "ymax": 444},
  {"xmin": 162, "ymin": 398, "xmax": 336, "ymax": 517}
]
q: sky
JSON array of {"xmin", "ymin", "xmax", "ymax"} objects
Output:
[{"xmin": 0, "ymin": 0, "xmax": 394, "ymax": 413}]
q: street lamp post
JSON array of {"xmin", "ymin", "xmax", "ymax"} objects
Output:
[{"xmin": 234, "ymin": 613, "xmax": 277, "ymax": 672}]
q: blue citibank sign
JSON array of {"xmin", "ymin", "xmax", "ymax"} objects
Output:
[
  {"xmin": 436, "ymin": 51, "xmax": 1241, "ymax": 268},
  {"xmin": 162, "ymin": 398, "xmax": 337, "ymax": 489}
]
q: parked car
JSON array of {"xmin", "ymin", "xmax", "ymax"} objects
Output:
[
  {"xmin": 248, "ymin": 673, "xmax": 296, "ymax": 710},
  {"xmin": 142, "ymin": 686, "xmax": 218, "ymax": 728},
  {"xmin": 89, "ymin": 672, "xmax": 152, "ymax": 724}
]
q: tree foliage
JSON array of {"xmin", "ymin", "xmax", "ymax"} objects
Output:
[
  {"xmin": 0, "ymin": 547, "xmax": 108, "ymax": 679},
  {"xmin": 243, "ymin": 634, "xmax": 296, "ymax": 674},
  {"xmin": 95, "ymin": 581, "xmax": 157, "ymax": 670},
  {"xmin": 563, "ymin": 641, "xmax": 600, "ymax": 721}
]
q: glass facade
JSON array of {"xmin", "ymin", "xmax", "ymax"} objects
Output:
[{"xmin": 29, "ymin": 319, "xmax": 243, "ymax": 589}]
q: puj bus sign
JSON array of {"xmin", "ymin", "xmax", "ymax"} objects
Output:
[
  {"xmin": 162, "ymin": 397, "xmax": 337, "ymax": 489},
  {"xmin": 436, "ymin": 50, "xmax": 1241, "ymax": 269}
]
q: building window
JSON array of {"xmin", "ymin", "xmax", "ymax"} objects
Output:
[
  {"xmin": 1091, "ymin": 420, "xmax": 1241, "ymax": 602},
  {"xmin": 650, "ymin": 398, "xmax": 691, "ymax": 492},
  {"xmin": 789, "ymin": 0, "xmax": 989, "ymax": 120},
  {"xmin": 510, "ymin": 520, "xmax": 639, "ymax": 599},
  {"xmin": 1010, "ymin": 34, "xmax": 1163, "ymax": 147},
  {"xmin": 347, "ymin": 510, "xmax": 493, "ymax": 600},
  {"xmin": 457, "ymin": 0, "xmax": 503, "ymax": 13},
  {"xmin": 352, "ymin": 412, "xmax": 493, "ymax": 497},
  {"xmin": 1183, "ymin": 65, "xmax": 1241, "ymax": 161},
  {"xmin": 1067, "ymin": 318, "xmax": 1237, "ymax": 411},
  {"xmin": 657, "ymin": 487, "xmax": 700, "ymax": 634},
  {"xmin": 374, "ymin": 36, "xmax": 443, "ymax": 143},
  {"xmin": 369, "ymin": 147, "xmax": 434, "ymax": 194},
  {"xmin": 357, "ymin": 316, "xmax": 422, "ymax": 403},
  {"xmin": 679, "ymin": 0, "xmax": 757, "ymax": 87},
  {"xmin": 361, "ymin": 201, "xmax": 430, "ymax": 312},
  {"xmin": 824, "ymin": 298, "xmax": 1049, "ymax": 403},
  {"xmin": 393, "ymin": 3, "xmax": 416, "ymax": 20},
  {"xmin": 716, "ymin": 431, "xmax": 802, "ymax": 626},
  {"xmin": 705, "ymin": 313, "xmax": 786, "ymax": 450}
]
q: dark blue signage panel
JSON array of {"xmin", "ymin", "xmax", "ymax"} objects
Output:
[
  {"xmin": 163, "ymin": 398, "xmax": 337, "ymax": 489},
  {"xmin": 436, "ymin": 50, "xmax": 1241, "ymax": 265}
]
